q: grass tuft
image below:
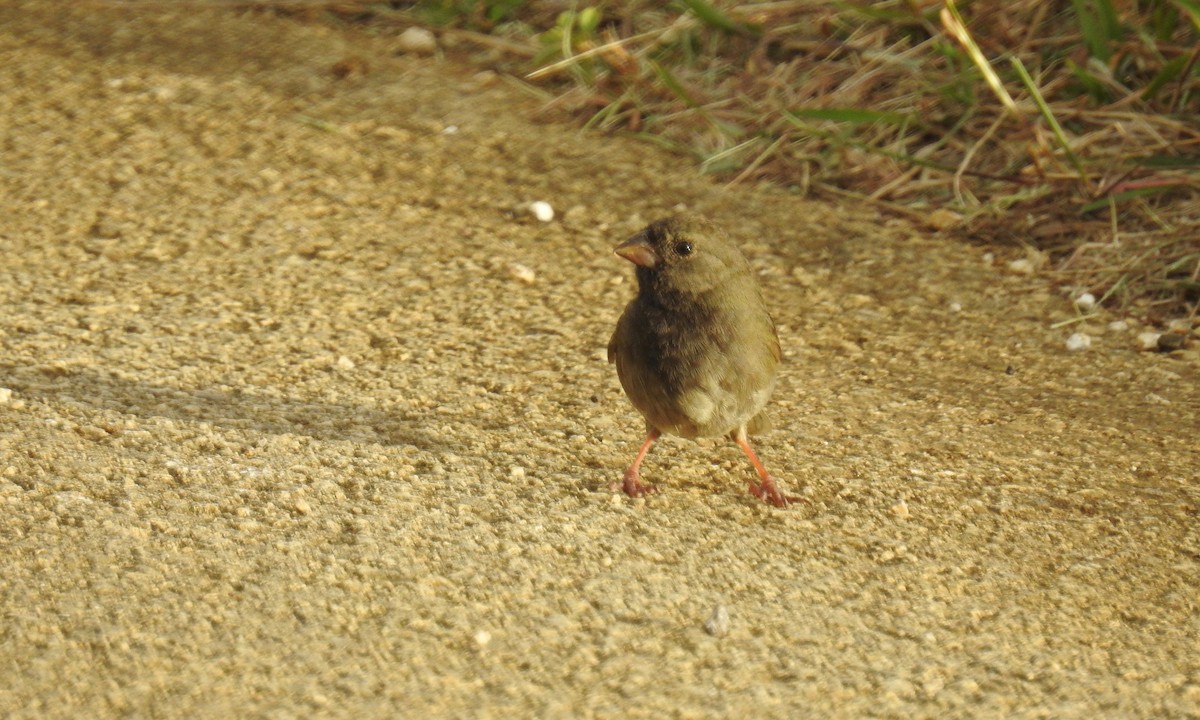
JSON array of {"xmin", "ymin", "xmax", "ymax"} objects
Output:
[{"xmin": 259, "ymin": 0, "xmax": 1199, "ymax": 321}]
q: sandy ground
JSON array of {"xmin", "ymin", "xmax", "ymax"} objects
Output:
[{"xmin": 1, "ymin": 3, "xmax": 1198, "ymax": 718}]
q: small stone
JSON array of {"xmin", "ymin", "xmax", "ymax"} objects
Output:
[
  {"xmin": 473, "ymin": 629, "xmax": 492, "ymax": 647},
  {"xmin": 508, "ymin": 262, "xmax": 536, "ymax": 284},
  {"xmin": 1073, "ymin": 292, "xmax": 1096, "ymax": 311},
  {"xmin": 890, "ymin": 498, "xmax": 910, "ymax": 518},
  {"xmin": 1107, "ymin": 320, "xmax": 1129, "ymax": 332},
  {"xmin": 529, "ymin": 201, "xmax": 555, "ymax": 223},
  {"xmin": 509, "ymin": 466, "xmax": 526, "ymax": 479},
  {"xmin": 704, "ymin": 604, "xmax": 730, "ymax": 637},
  {"xmin": 336, "ymin": 356, "xmax": 355, "ymax": 370},
  {"xmin": 0, "ymin": 388, "xmax": 11, "ymax": 405},
  {"xmin": 396, "ymin": 27, "xmax": 437, "ymax": 55},
  {"xmin": 1065, "ymin": 332, "xmax": 1091, "ymax": 351},
  {"xmin": 294, "ymin": 498, "xmax": 311, "ymax": 515},
  {"xmin": 1007, "ymin": 258, "xmax": 1035, "ymax": 275},
  {"xmin": 1137, "ymin": 332, "xmax": 1163, "ymax": 351},
  {"xmin": 1007, "ymin": 248, "xmax": 1048, "ymax": 276},
  {"xmin": 78, "ymin": 424, "xmax": 111, "ymax": 441},
  {"xmin": 926, "ymin": 208, "xmax": 962, "ymax": 231},
  {"xmin": 1157, "ymin": 332, "xmax": 1188, "ymax": 352}
]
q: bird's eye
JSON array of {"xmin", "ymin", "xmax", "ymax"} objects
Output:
[{"xmin": 674, "ymin": 241, "xmax": 693, "ymax": 256}]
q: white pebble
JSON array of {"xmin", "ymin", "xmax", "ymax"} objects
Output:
[
  {"xmin": 508, "ymin": 262, "xmax": 536, "ymax": 284},
  {"xmin": 1007, "ymin": 258, "xmax": 1035, "ymax": 275},
  {"xmin": 1065, "ymin": 332, "xmax": 1092, "ymax": 351},
  {"xmin": 1074, "ymin": 292, "xmax": 1096, "ymax": 311},
  {"xmin": 396, "ymin": 27, "xmax": 437, "ymax": 55},
  {"xmin": 704, "ymin": 604, "xmax": 730, "ymax": 637},
  {"xmin": 1137, "ymin": 332, "xmax": 1163, "ymax": 351},
  {"xmin": 0, "ymin": 388, "xmax": 11, "ymax": 405},
  {"xmin": 473, "ymin": 630, "xmax": 492, "ymax": 647},
  {"xmin": 509, "ymin": 466, "xmax": 526, "ymax": 479},
  {"xmin": 1107, "ymin": 320, "xmax": 1129, "ymax": 332},
  {"xmin": 530, "ymin": 201, "xmax": 555, "ymax": 223},
  {"xmin": 948, "ymin": 301, "xmax": 962, "ymax": 313},
  {"xmin": 336, "ymin": 355, "xmax": 355, "ymax": 370},
  {"xmin": 441, "ymin": 125, "xmax": 458, "ymax": 135}
]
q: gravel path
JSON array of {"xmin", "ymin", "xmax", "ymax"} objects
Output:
[{"xmin": 2, "ymin": 3, "xmax": 1198, "ymax": 718}]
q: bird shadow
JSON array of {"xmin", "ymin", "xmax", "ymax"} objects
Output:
[{"xmin": 0, "ymin": 365, "xmax": 437, "ymax": 450}]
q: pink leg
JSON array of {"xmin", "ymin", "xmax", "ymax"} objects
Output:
[
  {"xmin": 618, "ymin": 429, "xmax": 661, "ymax": 498},
  {"xmin": 733, "ymin": 428, "xmax": 800, "ymax": 507}
]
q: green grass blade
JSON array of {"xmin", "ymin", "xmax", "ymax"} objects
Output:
[
  {"xmin": 650, "ymin": 60, "xmax": 744, "ymax": 138},
  {"xmin": 675, "ymin": 0, "xmax": 759, "ymax": 36},
  {"xmin": 1141, "ymin": 54, "xmax": 1189, "ymax": 103},
  {"xmin": 1079, "ymin": 185, "xmax": 1184, "ymax": 214},
  {"xmin": 781, "ymin": 112, "xmax": 959, "ymax": 174},
  {"xmin": 1071, "ymin": 0, "xmax": 1120, "ymax": 61},
  {"xmin": 1009, "ymin": 56, "xmax": 1089, "ymax": 182},
  {"xmin": 1167, "ymin": 0, "xmax": 1200, "ymax": 30}
]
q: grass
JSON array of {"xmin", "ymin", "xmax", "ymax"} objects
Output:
[{"xmin": 272, "ymin": 0, "xmax": 1199, "ymax": 322}]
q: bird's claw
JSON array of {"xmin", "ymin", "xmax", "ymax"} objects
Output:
[
  {"xmin": 616, "ymin": 470, "xmax": 657, "ymax": 498},
  {"xmin": 748, "ymin": 479, "xmax": 806, "ymax": 508}
]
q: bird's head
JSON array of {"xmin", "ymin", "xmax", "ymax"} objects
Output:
[{"xmin": 614, "ymin": 215, "xmax": 750, "ymax": 296}]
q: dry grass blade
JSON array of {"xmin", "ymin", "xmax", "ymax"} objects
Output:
[{"xmin": 940, "ymin": 0, "xmax": 1017, "ymax": 113}]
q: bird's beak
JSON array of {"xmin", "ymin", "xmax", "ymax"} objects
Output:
[{"xmin": 614, "ymin": 236, "xmax": 659, "ymax": 268}]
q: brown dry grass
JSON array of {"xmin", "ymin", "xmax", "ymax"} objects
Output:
[{"xmin": 145, "ymin": 0, "xmax": 1200, "ymax": 323}]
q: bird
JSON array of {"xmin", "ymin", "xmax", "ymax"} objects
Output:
[{"xmin": 607, "ymin": 214, "xmax": 796, "ymax": 507}]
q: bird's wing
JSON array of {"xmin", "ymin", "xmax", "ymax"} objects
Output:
[{"xmin": 769, "ymin": 322, "xmax": 782, "ymax": 363}]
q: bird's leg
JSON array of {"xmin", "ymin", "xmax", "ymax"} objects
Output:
[
  {"xmin": 733, "ymin": 427, "xmax": 801, "ymax": 508},
  {"xmin": 618, "ymin": 429, "xmax": 661, "ymax": 497}
]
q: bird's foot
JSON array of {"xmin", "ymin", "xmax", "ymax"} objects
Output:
[
  {"xmin": 613, "ymin": 469, "xmax": 657, "ymax": 498},
  {"xmin": 748, "ymin": 478, "xmax": 806, "ymax": 508}
]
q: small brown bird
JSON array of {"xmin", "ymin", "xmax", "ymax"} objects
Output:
[{"xmin": 608, "ymin": 215, "xmax": 795, "ymax": 507}]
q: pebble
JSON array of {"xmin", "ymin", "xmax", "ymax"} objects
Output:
[
  {"xmin": 926, "ymin": 208, "xmax": 962, "ymax": 230},
  {"xmin": 1157, "ymin": 332, "xmax": 1188, "ymax": 352},
  {"xmin": 1137, "ymin": 332, "xmax": 1162, "ymax": 351},
  {"xmin": 0, "ymin": 388, "xmax": 11, "ymax": 404},
  {"xmin": 1007, "ymin": 258, "xmax": 1035, "ymax": 275},
  {"xmin": 396, "ymin": 27, "xmax": 437, "ymax": 55},
  {"xmin": 1065, "ymin": 332, "xmax": 1091, "ymax": 351},
  {"xmin": 704, "ymin": 604, "xmax": 730, "ymax": 637},
  {"xmin": 508, "ymin": 262, "xmax": 536, "ymax": 284},
  {"xmin": 1073, "ymin": 292, "xmax": 1096, "ymax": 311},
  {"xmin": 890, "ymin": 498, "xmax": 910, "ymax": 518},
  {"xmin": 529, "ymin": 201, "xmax": 555, "ymax": 223}
]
